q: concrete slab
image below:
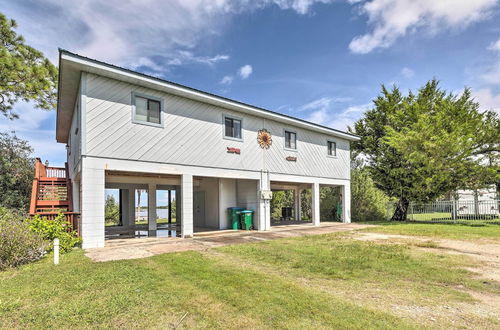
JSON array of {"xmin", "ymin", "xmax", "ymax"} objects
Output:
[{"xmin": 85, "ymin": 222, "xmax": 373, "ymax": 262}]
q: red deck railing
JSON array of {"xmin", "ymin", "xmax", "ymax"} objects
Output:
[{"xmin": 29, "ymin": 158, "xmax": 80, "ymax": 235}]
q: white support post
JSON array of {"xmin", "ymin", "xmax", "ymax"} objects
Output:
[
  {"xmin": 127, "ymin": 189, "xmax": 136, "ymax": 227},
  {"xmin": 80, "ymin": 160, "xmax": 105, "ymax": 248},
  {"xmin": 294, "ymin": 188, "xmax": 301, "ymax": 221},
  {"xmin": 312, "ymin": 182, "xmax": 320, "ymax": 226},
  {"xmin": 258, "ymin": 172, "xmax": 271, "ymax": 231},
  {"xmin": 53, "ymin": 238, "xmax": 60, "ymax": 265},
  {"xmin": 342, "ymin": 184, "xmax": 351, "ymax": 223},
  {"xmin": 120, "ymin": 189, "xmax": 128, "ymax": 227},
  {"xmin": 181, "ymin": 174, "xmax": 193, "ymax": 237},
  {"xmin": 148, "ymin": 183, "xmax": 157, "ymax": 235},
  {"xmin": 72, "ymin": 180, "xmax": 80, "ymax": 212}
]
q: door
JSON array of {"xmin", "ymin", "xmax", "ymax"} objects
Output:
[{"xmin": 193, "ymin": 191, "xmax": 206, "ymax": 228}]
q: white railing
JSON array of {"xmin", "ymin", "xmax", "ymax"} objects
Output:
[
  {"xmin": 45, "ymin": 167, "xmax": 66, "ymax": 178},
  {"xmin": 387, "ymin": 199, "xmax": 500, "ymax": 222}
]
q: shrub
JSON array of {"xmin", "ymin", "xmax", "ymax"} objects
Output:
[
  {"xmin": 29, "ymin": 214, "xmax": 81, "ymax": 253},
  {"xmin": 0, "ymin": 207, "xmax": 45, "ymax": 271},
  {"xmin": 351, "ymin": 168, "xmax": 392, "ymax": 222}
]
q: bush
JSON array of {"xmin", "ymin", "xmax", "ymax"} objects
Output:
[
  {"xmin": 29, "ymin": 214, "xmax": 81, "ymax": 253},
  {"xmin": 0, "ymin": 207, "xmax": 45, "ymax": 271},
  {"xmin": 351, "ymin": 168, "xmax": 392, "ymax": 222}
]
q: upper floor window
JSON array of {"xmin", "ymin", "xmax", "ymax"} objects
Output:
[
  {"xmin": 133, "ymin": 93, "xmax": 162, "ymax": 126},
  {"xmin": 328, "ymin": 141, "xmax": 337, "ymax": 157},
  {"xmin": 285, "ymin": 130, "xmax": 297, "ymax": 150},
  {"xmin": 224, "ymin": 116, "xmax": 242, "ymax": 140}
]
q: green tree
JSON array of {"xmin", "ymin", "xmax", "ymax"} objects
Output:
[
  {"xmin": 300, "ymin": 189, "xmax": 311, "ymax": 220},
  {"xmin": 0, "ymin": 132, "xmax": 34, "ymax": 210},
  {"xmin": 351, "ymin": 168, "xmax": 391, "ymax": 222},
  {"xmin": 170, "ymin": 197, "xmax": 176, "ymax": 220},
  {"xmin": 104, "ymin": 194, "xmax": 120, "ymax": 225},
  {"xmin": 352, "ymin": 80, "xmax": 499, "ymax": 221},
  {"xmin": 320, "ymin": 187, "xmax": 341, "ymax": 221},
  {"xmin": 0, "ymin": 13, "xmax": 57, "ymax": 119},
  {"xmin": 270, "ymin": 190, "xmax": 294, "ymax": 219}
]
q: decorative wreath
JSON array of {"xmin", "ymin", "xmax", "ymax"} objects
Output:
[{"xmin": 257, "ymin": 129, "xmax": 272, "ymax": 149}]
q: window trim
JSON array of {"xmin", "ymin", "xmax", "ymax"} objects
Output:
[
  {"xmin": 283, "ymin": 129, "xmax": 298, "ymax": 152},
  {"xmin": 327, "ymin": 140, "xmax": 337, "ymax": 158},
  {"xmin": 131, "ymin": 91, "xmax": 164, "ymax": 128},
  {"xmin": 222, "ymin": 114, "xmax": 243, "ymax": 142}
]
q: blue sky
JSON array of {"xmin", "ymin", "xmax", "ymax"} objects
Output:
[{"xmin": 1, "ymin": 0, "xmax": 499, "ymax": 167}]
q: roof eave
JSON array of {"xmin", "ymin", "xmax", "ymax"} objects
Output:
[{"xmin": 57, "ymin": 50, "xmax": 361, "ymax": 142}]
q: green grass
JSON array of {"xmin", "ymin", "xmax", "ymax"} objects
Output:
[
  {"xmin": 1, "ymin": 249, "xmax": 410, "ymax": 329},
  {"xmin": 361, "ymin": 221, "xmax": 500, "ymax": 240},
  {"xmin": 407, "ymin": 212, "xmax": 499, "ymax": 222},
  {"xmin": 218, "ymin": 234, "xmax": 496, "ymax": 300},
  {"xmin": 1, "ymin": 228, "xmax": 498, "ymax": 328}
]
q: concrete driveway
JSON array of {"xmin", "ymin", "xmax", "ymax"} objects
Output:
[{"xmin": 85, "ymin": 222, "xmax": 373, "ymax": 262}]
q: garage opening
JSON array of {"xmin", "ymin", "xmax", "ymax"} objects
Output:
[
  {"xmin": 270, "ymin": 182, "xmax": 312, "ymax": 226},
  {"xmin": 320, "ymin": 186, "xmax": 343, "ymax": 222}
]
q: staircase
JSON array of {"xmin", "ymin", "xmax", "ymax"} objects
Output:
[{"xmin": 29, "ymin": 158, "xmax": 80, "ymax": 234}]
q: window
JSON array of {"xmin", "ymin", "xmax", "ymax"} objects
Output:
[
  {"xmin": 328, "ymin": 141, "xmax": 337, "ymax": 157},
  {"xmin": 133, "ymin": 94, "xmax": 161, "ymax": 125},
  {"xmin": 224, "ymin": 116, "xmax": 242, "ymax": 139},
  {"xmin": 285, "ymin": 131, "xmax": 297, "ymax": 150}
]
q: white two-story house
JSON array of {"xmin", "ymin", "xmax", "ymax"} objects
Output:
[{"xmin": 56, "ymin": 50, "xmax": 360, "ymax": 249}]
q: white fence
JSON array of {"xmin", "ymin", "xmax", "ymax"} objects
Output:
[{"xmin": 387, "ymin": 199, "xmax": 500, "ymax": 222}]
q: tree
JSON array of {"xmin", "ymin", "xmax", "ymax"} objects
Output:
[
  {"xmin": 351, "ymin": 167, "xmax": 391, "ymax": 222},
  {"xmin": 320, "ymin": 187, "xmax": 341, "ymax": 221},
  {"xmin": 351, "ymin": 80, "xmax": 499, "ymax": 221},
  {"xmin": 270, "ymin": 190, "xmax": 294, "ymax": 219},
  {"xmin": 0, "ymin": 13, "xmax": 57, "ymax": 119},
  {"xmin": 0, "ymin": 132, "xmax": 34, "ymax": 210},
  {"xmin": 104, "ymin": 194, "xmax": 120, "ymax": 225}
]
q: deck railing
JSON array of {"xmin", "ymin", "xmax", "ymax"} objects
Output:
[{"xmin": 29, "ymin": 158, "xmax": 80, "ymax": 235}]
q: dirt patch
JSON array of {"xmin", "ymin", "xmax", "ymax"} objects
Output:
[
  {"xmin": 352, "ymin": 231, "xmax": 500, "ymax": 326},
  {"xmin": 354, "ymin": 232, "xmax": 500, "ymax": 282}
]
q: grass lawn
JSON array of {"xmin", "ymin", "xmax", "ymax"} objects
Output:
[
  {"xmin": 361, "ymin": 221, "xmax": 500, "ymax": 240},
  {"xmin": 407, "ymin": 212, "xmax": 499, "ymax": 222},
  {"xmin": 1, "ymin": 225, "xmax": 499, "ymax": 329}
]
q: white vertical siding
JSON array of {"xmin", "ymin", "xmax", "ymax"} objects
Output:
[
  {"xmin": 194, "ymin": 177, "xmax": 219, "ymax": 228},
  {"xmin": 80, "ymin": 158, "xmax": 105, "ymax": 248},
  {"xmin": 218, "ymin": 178, "xmax": 237, "ymax": 229},
  {"xmin": 84, "ymin": 73, "xmax": 351, "ymax": 179},
  {"xmin": 236, "ymin": 179, "xmax": 259, "ymax": 228}
]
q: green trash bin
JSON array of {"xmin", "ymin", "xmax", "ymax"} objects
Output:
[
  {"xmin": 240, "ymin": 210, "xmax": 254, "ymax": 230},
  {"xmin": 228, "ymin": 207, "xmax": 244, "ymax": 230}
]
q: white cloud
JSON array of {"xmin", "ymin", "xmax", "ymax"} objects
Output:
[
  {"xmin": 0, "ymin": 102, "xmax": 66, "ymax": 166},
  {"xmin": 488, "ymin": 38, "xmax": 500, "ymax": 52},
  {"xmin": 299, "ymin": 97, "xmax": 370, "ymax": 130},
  {"xmin": 271, "ymin": 0, "xmax": 336, "ymax": 15},
  {"xmin": 349, "ymin": 0, "xmax": 498, "ymax": 54},
  {"xmin": 400, "ymin": 67, "xmax": 415, "ymax": 79},
  {"xmin": 238, "ymin": 65, "xmax": 253, "ymax": 79},
  {"xmin": 220, "ymin": 75, "xmax": 234, "ymax": 85},
  {"xmin": 473, "ymin": 88, "xmax": 500, "ymax": 113},
  {"xmin": 480, "ymin": 38, "xmax": 500, "ymax": 85},
  {"xmin": 3, "ymin": 0, "xmax": 335, "ymax": 67}
]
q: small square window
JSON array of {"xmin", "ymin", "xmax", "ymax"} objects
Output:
[
  {"xmin": 224, "ymin": 116, "xmax": 242, "ymax": 139},
  {"xmin": 285, "ymin": 131, "xmax": 296, "ymax": 150},
  {"xmin": 134, "ymin": 95, "xmax": 161, "ymax": 125},
  {"xmin": 328, "ymin": 141, "xmax": 336, "ymax": 156}
]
